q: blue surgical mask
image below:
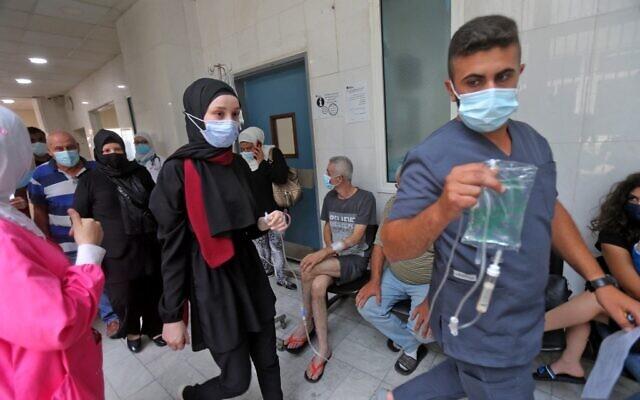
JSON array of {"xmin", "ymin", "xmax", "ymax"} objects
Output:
[
  {"xmin": 32, "ymin": 142, "xmax": 48, "ymax": 157},
  {"xmin": 186, "ymin": 112, "xmax": 240, "ymax": 148},
  {"xmin": 323, "ymin": 174, "xmax": 336, "ymax": 190},
  {"xmin": 240, "ymin": 151, "xmax": 254, "ymax": 162},
  {"xmin": 54, "ymin": 150, "xmax": 80, "ymax": 168},
  {"xmin": 625, "ymin": 203, "xmax": 640, "ymax": 222},
  {"xmin": 452, "ymin": 86, "xmax": 519, "ymax": 133},
  {"xmin": 16, "ymin": 168, "xmax": 34, "ymax": 188},
  {"xmin": 135, "ymin": 144, "xmax": 154, "ymax": 163}
]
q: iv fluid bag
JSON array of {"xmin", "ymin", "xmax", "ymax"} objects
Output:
[{"xmin": 462, "ymin": 159, "xmax": 538, "ymax": 251}]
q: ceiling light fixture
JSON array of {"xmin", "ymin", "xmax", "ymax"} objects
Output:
[
  {"xmin": 15, "ymin": 78, "xmax": 32, "ymax": 84},
  {"xmin": 29, "ymin": 57, "xmax": 47, "ymax": 64},
  {"xmin": 117, "ymin": 84, "xmax": 126, "ymax": 89},
  {"xmin": 81, "ymin": 101, "xmax": 89, "ymax": 105},
  {"xmin": 1, "ymin": 99, "xmax": 15, "ymax": 104}
]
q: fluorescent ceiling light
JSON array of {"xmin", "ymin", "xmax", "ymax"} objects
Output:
[
  {"xmin": 81, "ymin": 101, "xmax": 89, "ymax": 104},
  {"xmin": 117, "ymin": 84, "xmax": 126, "ymax": 89},
  {"xmin": 15, "ymin": 78, "xmax": 32, "ymax": 84},
  {"xmin": 29, "ymin": 57, "xmax": 47, "ymax": 64},
  {"xmin": 1, "ymin": 99, "xmax": 15, "ymax": 104}
]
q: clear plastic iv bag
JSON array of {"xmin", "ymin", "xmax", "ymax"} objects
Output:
[{"xmin": 462, "ymin": 159, "xmax": 538, "ymax": 251}]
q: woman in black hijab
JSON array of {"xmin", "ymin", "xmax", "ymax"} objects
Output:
[
  {"xmin": 74, "ymin": 129, "xmax": 165, "ymax": 353},
  {"xmin": 149, "ymin": 78, "xmax": 287, "ymax": 400}
]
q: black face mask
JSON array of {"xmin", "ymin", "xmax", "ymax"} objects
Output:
[
  {"xmin": 625, "ymin": 203, "xmax": 640, "ymax": 223},
  {"xmin": 103, "ymin": 153, "xmax": 128, "ymax": 170}
]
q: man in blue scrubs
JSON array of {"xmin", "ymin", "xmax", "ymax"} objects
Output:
[{"xmin": 380, "ymin": 15, "xmax": 640, "ymax": 399}]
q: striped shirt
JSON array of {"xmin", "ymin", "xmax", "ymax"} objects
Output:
[{"xmin": 28, "ymin": 159, "xmax": 95, "ymax": 259}]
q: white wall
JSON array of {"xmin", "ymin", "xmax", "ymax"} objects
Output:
[
  {"xmin": 457, "ymin": 0, "xmax": 640, "ymax": 291},
  {"xmin": 195, "ymin": 0, "xmax": 390, "ymax": 217},
  {"xmin": 99, "ymin": 0, "xmax": 639, "ymax": 291},
  {"xmin": 33, "ymin": 96, "xmax": 71, "ymax": 134},
  {"xmin": 65, "ymin": 55, "xmax": 133, "ymax": 154},
  {"xmin": 116, "ymin": 0, "xmax": 206, "ymax": 157}
]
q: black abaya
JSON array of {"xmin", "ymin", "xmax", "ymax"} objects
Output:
[{"xmin": 149, "ymin": 156, "xmax": 276, "ymax": 353}]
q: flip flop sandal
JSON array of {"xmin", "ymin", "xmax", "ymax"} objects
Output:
[
  {"xmin": 304, "ymin": 354, "xmax": 332, "ymax": 383},
  {"xmin": 284, "ymin": 330, "xmax": 315, "ymax": 354},
  {"xmin": 386, "ymin": 338, "xmax": 401, "ymax": 353},
  {"xmin": 394, "ymin": 345, "xmax": 428, "ymax": 375},
  {"xmin": 533, "ymin": 364, "xmax": 586, "ymax": 384}
]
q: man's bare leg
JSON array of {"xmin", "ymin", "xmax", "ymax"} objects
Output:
[
  {"xmin": 286, "ymin": 258, "xmax": 340, "ymax": 350},
  {"xmin": 285, "ymin": 264, "xmax": 316, "ymax": 349},
  {"xmin": 306, "ymin": 258, "xmax": 341, "ymax": 379}
]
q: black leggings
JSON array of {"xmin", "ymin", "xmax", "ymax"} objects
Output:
[
  {"xmin": 106, "ymin": 274, "xmax": 163, "ymax": 337},
  {"xmin": 184, "ymin": 321, "xmax": 283, "ymax": 400}
]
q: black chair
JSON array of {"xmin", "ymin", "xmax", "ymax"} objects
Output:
[
  {"xmin": 326, "ymin": 225, "xmax": 378, "ymax": 310},
  {"xmin": 542, "ymin": 251, "xmax": 570, "ymax": 352}
]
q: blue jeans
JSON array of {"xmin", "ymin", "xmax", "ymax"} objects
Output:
[
  {"xmin": 99, "ymin": 292, "xmax": 118, "ymax": 324},
  {"xmin": 626, "ymin": 352, "xmax": 640, "ymax": 382},
  {"xmin": 358, "ymin": 268, "xmax": 431, "ymax": 354}
]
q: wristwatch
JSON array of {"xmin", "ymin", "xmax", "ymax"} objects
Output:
[{"xmin": 586, "ymin": 275, "xmax": 619, "ymax": 292}]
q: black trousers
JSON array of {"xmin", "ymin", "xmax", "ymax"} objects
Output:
[
  {"xmin": 106, "ymin": 274, "xmax": 163, "ymax": 337},
  {"xmin": 185, "ymin": 321, "xmax": 283, "ymax": 400}
]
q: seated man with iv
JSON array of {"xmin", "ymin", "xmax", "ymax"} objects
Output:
[
  {"xmin": 283, "ymin": 156, "xmax": 377, "ymax": 383},
  {"xmin": 356, "ymin": 165, "xmax": 436, "ymax": 376}
]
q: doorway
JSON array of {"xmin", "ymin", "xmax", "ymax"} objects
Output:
[
  {"xmin": 236, "ymin": 58, "xmax": 321, "ymax": 257},
  {"xmin": 89, "ymin": 102, "xmax": 135, "ymax": 159}
]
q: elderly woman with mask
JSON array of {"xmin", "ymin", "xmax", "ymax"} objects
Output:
[
  {"xmin": 239, "ymin": 126, "xmax": 295, "ymax": 290},
  {"xmin": 74, "ymin": 129, "xmax": 165, "ymax": 353},
  {"xmin": 150, "ymin": 78, "xmax": 288, "ymax": 400},
  {"xmin": 135, "ymin": 132, "xmax": 164, "ymax": 182},
  {"xmin": 0, "ymin": 106, "xmax": 106, "ymax": 399}
]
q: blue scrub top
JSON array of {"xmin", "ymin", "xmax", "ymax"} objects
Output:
[{"xmin": 389, "ymin": 119, "xmax": 558, "ymax": 368}]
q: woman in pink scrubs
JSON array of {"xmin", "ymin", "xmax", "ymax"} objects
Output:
[{"xmin": 0, "ymin": 106, "xmax": 107, "ymax": 400}]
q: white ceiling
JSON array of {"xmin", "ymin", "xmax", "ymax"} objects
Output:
[{"xmin": 0, "ymin": 0, "xmax": 136, "ymax": 99}]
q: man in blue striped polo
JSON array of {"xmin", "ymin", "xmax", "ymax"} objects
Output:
[{"xmin": 28, "ymin": 130, "xmax": 121, "ymax": 338}]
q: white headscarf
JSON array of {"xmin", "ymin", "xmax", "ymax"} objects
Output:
[
  {"xmin": 0, "ymin": 106, "xmax": 44, "ymax": 237},
  {"xmin": 135, "ymin": 131, "xmax": 157, "ymax": 163},
  {"xmin": 239, "ymin": 126, "xmax": 265, "ymax": 145},
  {"xmin": 238, "ymin": 127, "xmax": 275, "ymax": 170}
]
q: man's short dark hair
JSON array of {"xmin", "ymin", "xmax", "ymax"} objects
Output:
[{"xmin": 448, "ymin": 15, "xmax": 520, "ymax": 79}]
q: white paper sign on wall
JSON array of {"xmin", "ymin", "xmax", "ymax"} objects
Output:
[
  {"xmin": 314, "ymin": 91, "xmax": 341, "ymax": 119},
  {"xmin": 345, "ymin": 82, "xmax": 369, "ymax": 124}
]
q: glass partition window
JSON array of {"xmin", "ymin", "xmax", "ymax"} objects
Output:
[{"xmin": 381, "ymin": 0, "xmax": 452, "ymax": 181}]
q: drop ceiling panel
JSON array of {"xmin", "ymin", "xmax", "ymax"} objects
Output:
[
  {"xmin": 0, "ymin": 9, "xmax": 30, "ymax": 28},
  {"xmin": 34, "ymin": 0, "xmax": 111, "ymax": 25},
  {"xmin": 22, "ymin": 31, "xmax": 84, "ymax": 49},
  {"xmin": 0, "ymin": 0, "xmax": 39, "ymax": 13},
  {"xmin": 87, "ymin": 25, "xmax": 118, "ymax": 42},
  {"xmin": 28, "ymin": 14, "xmax": 94, "ymax": 38},
  {"xmin": 0, "ymin": 0, "xmax": 130, "ymax": 98},
  {"xmin": 0, "ymin": 26, "xmax": 25, "ymax": 41}
]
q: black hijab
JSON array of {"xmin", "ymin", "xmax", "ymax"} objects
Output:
[
  {"xmin": 167, "ymin": 78, "xmax": 256, "ymax": 236},
  {"xmin": 93, "ymin": 129, "xmax": 156, "ymax": 235},
  {"xmin": 169, "ymin": 78, "xmax": 238, "ymax": 161},
  {"xmin": 94, "ymin": 129, "xmax": 141, "ymax": 178}
]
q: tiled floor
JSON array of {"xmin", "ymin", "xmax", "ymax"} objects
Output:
[{"xmin": 101, "ymin": 276, "xmax": 640, "ymax": 400}]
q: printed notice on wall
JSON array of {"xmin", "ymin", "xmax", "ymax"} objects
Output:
[
  {"xmin": 314, "ymin": 91, "xmax": 341, "ymax": 119},
  {"xmin": 345, "ymin": 82, "xmax": 369, "ymax": 124}
]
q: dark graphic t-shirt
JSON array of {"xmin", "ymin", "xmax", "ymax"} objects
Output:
[{"xmin": 320, "ymin": 188, "xmax": 376, "ymax": 257}]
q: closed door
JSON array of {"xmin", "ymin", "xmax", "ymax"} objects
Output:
[{"xmin": 236, "ymin": 60, "xmax": 322, "ymax": 253}]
